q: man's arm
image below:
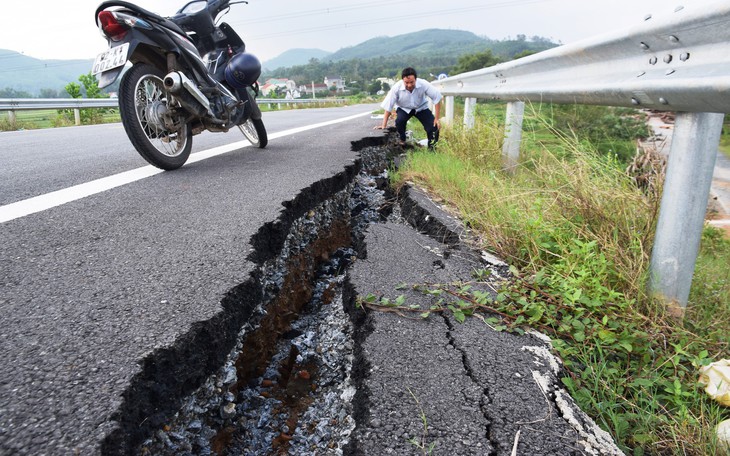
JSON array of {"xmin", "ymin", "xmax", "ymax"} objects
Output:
[
  {"xmin": 375, "ymin": 86, "xmax": 396, "ymax": 130},
  {"xmin": 433, "ymin": 100, "xmax": 441, "ymax": 128},
  {"xmin": 422, "ymin": 79, "xmax": 442, "ymax": 128},
  {"xmin": 380, "ymin": 110, "xmax": 392, "ymax": 129}
]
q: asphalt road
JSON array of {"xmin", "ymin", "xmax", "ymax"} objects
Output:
[
  {"xmin": 0, "ymin": 106, "xmax": 379, "ymax": 206},
  {"xmin": 0, "ymin": 104, "xmax": 381, "ymax": 454},
  {"xmin": 0, "ymin": 104, "xmax": 630, "ymax": 455}
]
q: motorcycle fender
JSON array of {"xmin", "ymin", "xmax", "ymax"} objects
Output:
[
  {"xmin": 98, "ymin": 66, "xmax": 125, "ymax": 89},
  {"xmin": 96, "ymin": 28, "xmax": 175, "ymax": 89},
  {"xmin": 96, "ymin": 38, "xmax": 159, "ymax": 89}
]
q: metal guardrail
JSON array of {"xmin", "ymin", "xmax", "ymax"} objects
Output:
[
  {"xmin": 435, "ymin": 3, "xmax": 730, "ymax": 114},
  {"xmin": 433, "ymin": 0, "xmax": 730, "ymax": 310},
  {"xmin": 0, "ymin": 98, "xmax": 119, "ymax": 110},
  {"xmin": 0, "ymin": 97, "xmax": 346, "ymax": 126},
  {"xmin": 0, "ymin": 97, "xmax": 345, "ymax": 112}
]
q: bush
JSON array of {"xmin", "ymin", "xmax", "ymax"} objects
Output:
[{"xmin": 542, "ymin": 105, "xmax": 650, "ymax": 163}]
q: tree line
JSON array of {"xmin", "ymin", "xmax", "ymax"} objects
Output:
[{"xmin": 262, "ymin": 38, "xmax": 555, "ymax": 94}]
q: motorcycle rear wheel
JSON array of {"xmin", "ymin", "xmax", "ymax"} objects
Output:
[
  {"xmin": 119, "ymin": 63, "xmax": 192, "ymax": 170},
  {"xmin": 238, "ymin": 118, "xmax": 268, "ymax": 149}
]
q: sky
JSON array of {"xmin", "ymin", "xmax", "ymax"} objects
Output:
[{"xmin": 0, "ymin": 0, "xmax": 718, "ymax": 63}]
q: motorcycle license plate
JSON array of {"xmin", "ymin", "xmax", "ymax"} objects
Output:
[{"xmin": 92, "ymin": 43, "xmax": 130, "ymax": 75}]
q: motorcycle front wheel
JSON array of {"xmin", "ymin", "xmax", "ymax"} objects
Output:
[
  {"xmin": 238, "ymin": 118, "xmax": 268, "ymax": 149},
  {"xmin": 119, "ymin": 63, "xmax": 192, "ymax": 170}
]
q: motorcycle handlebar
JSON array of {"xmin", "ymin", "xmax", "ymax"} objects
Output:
[
  {"xmin": 208, "ymin": 0, "xmax": 248, "ymax": 20},
  {"xmin": 207, "ymin": 0, "xmax": 228, "ymax": 18},
  {"xmin": 169, "ymin": 0, "xmax": 248, "ymax": 34}
]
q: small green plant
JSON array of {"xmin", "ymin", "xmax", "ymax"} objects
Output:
[
  {"xmin": 406, "ymin": 387, "xmax": 436, "ymax": 455},
  {"xmin": 58, "ymin": 72, "xmax": 114, "ymax": 125}
]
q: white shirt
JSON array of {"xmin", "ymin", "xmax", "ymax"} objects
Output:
[{"xmin": 381, "ymin": 78, "xmax": 443, "ymax": 113}]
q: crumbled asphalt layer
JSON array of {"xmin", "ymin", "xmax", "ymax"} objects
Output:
[
  {"xmin": 136, "ymin": 133, "xmax": 623, "ymax": 455},
  {"xmin": 137, "ymin": 139, "xmax": 396, "ymax": 455},
  {"xmin": 138, "ymin": 186, "xmax": 360, "ymax": 455}
]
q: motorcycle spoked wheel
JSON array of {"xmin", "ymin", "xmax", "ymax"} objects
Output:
[
  {"xmin": 238, "ymin": 117, "xmax": 268, "ymax": 149},
  {"xmin": 119, "ymin": 63, "xmax": 192, "ymax": 170}
]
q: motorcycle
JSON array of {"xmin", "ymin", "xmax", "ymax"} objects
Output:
[{"xmin": 92, "ymin": 0, "xmax": 267, "ymax": 170}]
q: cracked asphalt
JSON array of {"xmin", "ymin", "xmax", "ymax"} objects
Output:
[{"xmin": 345, "ymin": 187, "xmax": 623, "ymax": 455}]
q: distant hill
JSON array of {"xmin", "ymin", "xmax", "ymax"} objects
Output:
[
  {"xmin": 326, "ymin": 29, "xmax": 490, "ymax": 61},
  {"xmin": 0, "ymin": 49, "xmax": 95, "ymax": 97},
  {"xmin": 263, "ymin": 48, "xmax": 332, "ymax": 71}
]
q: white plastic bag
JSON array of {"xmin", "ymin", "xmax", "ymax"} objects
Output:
[{"xmin": 699, "ymin": 359, "xmax": 730, "ymax": 407}]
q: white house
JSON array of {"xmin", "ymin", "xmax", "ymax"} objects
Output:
[{"xmin": 324, "ymin": 75, "xmax": 345, "ymax": 92}]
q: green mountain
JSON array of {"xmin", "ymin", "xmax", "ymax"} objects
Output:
[
  {"xmin": 326, "ymin": 29, "xmax": 490, "ymax": 61},
  {"xmin": 0, "ymin": 49, "xmax": 95, "ymax": 97},
  {"xmin": 262, "ymin": 48, "xmax": 332, "ymax": 72}
]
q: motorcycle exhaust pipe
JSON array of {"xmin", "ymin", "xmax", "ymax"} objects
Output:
[
  {"xmin": 164, "ymin": 71, "xmax": 211, "ymax": 115},
  {"xmin": 163, "ymin": 71, "xmax": 184, "ymax": 92}
]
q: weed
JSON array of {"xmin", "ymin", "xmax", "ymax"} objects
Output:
[
  {"xmin": 406, "ymin": 387, "xmax": 436, "ymax": 455},
  {"xmin": 0, "ymin": 116, "xmax": 35, "ymax": 131}
]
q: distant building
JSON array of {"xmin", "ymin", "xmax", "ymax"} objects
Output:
[
  {"xmin": 265, "ymin": 78, "xmax": 290, "ymax": 86},
  {"xmin": 285, "ymin": 89, "xmax": 301, "ymax": 99},
  {"xmin": 260, "ymin": 78, "xmax": 293, "ymax": 96},
  {"xmin": 299, "ymin": 83, "xmax": 330, "ymax": 95},
  {"xmin": 376, "ymin": 77, "xmax": 396, "ymax": 87},
  {"xmin": 324, "ymin": 75, "xmax": 345, "ymax": 92}
]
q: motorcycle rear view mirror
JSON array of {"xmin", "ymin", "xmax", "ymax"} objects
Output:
[{"xmin": 179, "ymin": 1, "xmax": 207, "ymax": 14}]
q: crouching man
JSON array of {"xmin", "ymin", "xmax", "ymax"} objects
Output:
[{"xmin": 375, "ymin": 67, "xmax": 442, "ymax": 149}]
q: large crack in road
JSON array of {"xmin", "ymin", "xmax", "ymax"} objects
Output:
[
  {"xmin": 105, "ymin": 133, "xmax": 624, "ymax": 455},
  {"xmin": 105, "ymin": 135, "xmax": 394, "ymax": 455}
]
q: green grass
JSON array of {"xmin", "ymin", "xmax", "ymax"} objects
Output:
[
  {"xmin": 1, "ymin": 109, "xmax": 120, "ymax": 131},
  {"xmin": 720, "ymin": 119, "xmax": 730, "ymax": 159},
  {"xmin": 392, "ymin": 106, "xmax": 730, "ymax": 455}
]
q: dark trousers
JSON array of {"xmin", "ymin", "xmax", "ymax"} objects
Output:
[{"xmin": 395, "ymin": 107, "xmax": 439, "ymax": 147}]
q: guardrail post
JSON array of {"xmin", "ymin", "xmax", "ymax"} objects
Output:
[
  {"xmin": 444, "ymin": 96, "xmax": 454, "ymax": 125},
  {"xmin": 648, "ymin": 111, "xmax": 724, "ymax": 312},
  {"xmin": 502, "ymin": 101, "xmax": 525, "ymax": 172},
  {"xmin": 8, "ymin": 110, "xmax": 16, "ymax": 124},
  {"xmin": 464, "ymin": 97, "xmax": 476, "ymax": 129},
  {"xmin": 74, "ymin": 109, "xmax": 81, "ymax": 126}
]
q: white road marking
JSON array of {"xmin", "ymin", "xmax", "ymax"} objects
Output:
[{"xmin": 0, "ymin": 111, "xmax": 373, "ymax": 224}]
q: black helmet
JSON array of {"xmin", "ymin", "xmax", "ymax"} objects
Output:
[{"xmin": 225, "ymin": 52, "xmax": 262, "ymax": 88}]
